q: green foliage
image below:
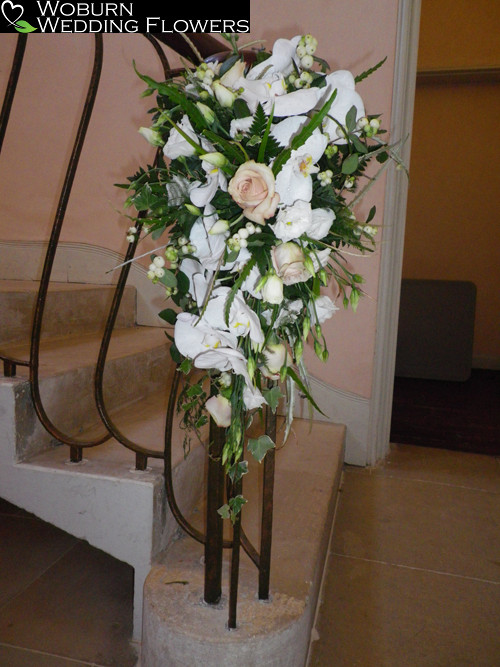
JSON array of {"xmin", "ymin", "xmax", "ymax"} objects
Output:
[{"xmin": 247, "ymin": 435, "xmax": 275, "ymax": 463}]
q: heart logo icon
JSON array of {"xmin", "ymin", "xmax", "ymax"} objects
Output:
[{"xmin": 1, "ymin": 0, "xmax": 24, "ymax": 26}]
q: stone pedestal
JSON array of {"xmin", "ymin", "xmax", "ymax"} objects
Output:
[{"xmin": 141, "ymin": 419, "xmax": 345, "ymax": 666}]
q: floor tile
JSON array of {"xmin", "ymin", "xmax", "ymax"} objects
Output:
[
  {"xmin": 332, "ymin": 469, "xmax": 500, "ymax": 582},
  {"xmin": 0, "ymin": 644, "xmax": 93, "ymax": 666},
  {"xmin": 0, "ymin": 512, "xmax": 79, "ymax": 606},
  {"xmin": 0, "ymin": 541, "xmax": 137, "ymax": 667},
  {"xmin": 309, "ymin": 554, "xmax": 500, "ymax": 667},
  {"xmin": 352, "ymin": 443, "xmax": 500, "ymax": 493}
]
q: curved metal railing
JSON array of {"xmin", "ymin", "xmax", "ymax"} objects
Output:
[{"xmin": 0, "ymin": 32, "xmax": 275, "ymax": 630}]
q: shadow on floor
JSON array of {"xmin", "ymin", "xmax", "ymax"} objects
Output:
[{"xmin": 0, "ymin": 497, "xmax": 137, "ymax": 667}]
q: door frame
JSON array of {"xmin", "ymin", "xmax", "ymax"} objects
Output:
[{"xmin": 367, "ymin": 0, "xmax": 422, "ymax": 465}]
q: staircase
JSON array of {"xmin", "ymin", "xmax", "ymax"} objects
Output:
[{"xmin": 0, "ymin": 278, "xmax": 205, "ymax": 641}]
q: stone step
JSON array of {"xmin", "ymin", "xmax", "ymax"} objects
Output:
[
  {"xmin": 141, "ymin": 418, "xmax": 346, "ymax": 667},
  {"xmin": 0, "ymin": 280, "xmax": 137, "ymax": 344},
  {"xmin": 0, "ymin": 387, "xmax": 207, "ymax": 641},
  {"xmin": 0, "ymin": 325, "xmax": 172, "ymax": 461}
]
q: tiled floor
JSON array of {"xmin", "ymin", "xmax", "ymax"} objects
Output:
[
  {"xmin": 1, "ymin": 443, "xmax": 499, "ymax": 666},
  {"xmin": 309, "ymin": 444, "xmax": 500, "ymax": 666}
]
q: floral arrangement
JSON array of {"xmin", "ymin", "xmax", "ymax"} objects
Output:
[{"xmin": 119, "ymin": 33, "xmax": 402, "ymax": 520}]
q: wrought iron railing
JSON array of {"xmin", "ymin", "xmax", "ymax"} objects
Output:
[{"xmin": 0, "ymin": 32, "xmax": 275, "ymax": 630}]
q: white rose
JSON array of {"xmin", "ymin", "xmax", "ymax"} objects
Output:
[
  {"xmin": 261, "ymin": 274, "xmax": 284, "ymax": 304},
  {"xmin": 205, "ymin": 394, "xmax": 232, "ymax": 427},
  {"xmin": 308, "ymin": 208, "xmax": 335, "ymax": 240},
  {"xmin": 272, "ymin": 200, "xmax": 312, "ymax": 242},
  {"xmin": 261, "ymin": 343, "xmax": 289, "ymax": 379},
  {"xmin": 309, "ymin": 295, "xmax": 339, "ymax": 324}
]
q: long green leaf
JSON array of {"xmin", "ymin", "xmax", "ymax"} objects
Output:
[
  {"xmin": 272, "ymin": 89, "xmax": 337, "ymax": 176},
  {"xmin": 257, "ymin": 104, "xmax": 275, "ymax": 163},
  {"xmin": 285, "ymin": 366, "xmax": 326, "ymax": 416}
]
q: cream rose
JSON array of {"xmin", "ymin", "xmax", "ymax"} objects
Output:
[
  {"xmin": 228, "ymin": 160, "xmax": 280, "ymax": 225},
  {"xmin": 271, "ymin": 242, "xmax": 311, "ymax": 285}
]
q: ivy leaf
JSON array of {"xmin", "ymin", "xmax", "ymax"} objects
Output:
[
  {"xmin": 217, "ymin": 504, "xmax": 231, "ymax": 520},
  {"xmin": 133, "ymin": 184, "xmax": 156, "ymax": 211},
  {"xmin": 228, "ymin": 460, "xmax": 249, "ymax": 483},
  {"xmin": 262, "ymin": 385, "xmax": 283, "ymax": 413},
  {"xmin": 248, "ymin": 434, "xmax": 275, "ymax": 463},
  {"xmin": 179, "ymin": 357, "xmax": 192, "ymax": 375},
  {"xmin": 217, "ymin": 495, "xmax": 247, "ymax": 523}
]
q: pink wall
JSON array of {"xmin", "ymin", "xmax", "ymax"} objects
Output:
[{"xmin": 0, "ymin": 0, "xmax": 402, "ymax": 398}]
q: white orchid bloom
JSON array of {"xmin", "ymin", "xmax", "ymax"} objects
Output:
[
  {"xmin": 242, "ymin": 382, "xmax": 267, "ymax": 410},
  {"xmin": 270, "ymin": 117, "xmax": 328, "ymax": 204},
  {"xmin": 246, "ymin": 36, "xmax": 301, "ymax": 81},
  {"xmin": 272, "ymin": 87, "xmax": 322, "ymax": 117},
  {"xmin": 229, "ymin": 292, "xmax": 265, "ymax": 343},
  {"xmin": 240, "ymin": 262, "xmax": 264, "ymax": 299},
  {"xmin": 189, "ymin": 205, "xmax": 228, "ymax": 271},
  {"xmin": 319, "ymin": 70, "xmax": 365, "ymax": 144},
  {"xmin": 232, "ymin": 74, "xmax": 320, "ymax": 117},
  {"xmin": 270, "ymin": 115, "xmax": 309, "ymax": 146},
  {"xmin": 180, "ymin": 328, "xmax": 266, "ymax": 410},
  {"xmin": 189, "ymin": 156, "xmax": 228, "ymax": 208},
  {"xmin": 178, "ymin": 258, "xmax": 213, "ymax": 307},
  {"xmin": 203, "ymin": 287, "xmax": 264, "ymax": 345},
  {"xmin": 174, "ymin": 313, "xmax": 238, "ymax": 363},
  {"xmin": 274, "ymin": 133, "xmax": 328, "ymax": 205}
]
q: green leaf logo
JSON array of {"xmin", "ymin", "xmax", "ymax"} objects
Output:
[{"xmin": 14, "ymin": 19, "xmax": 37, "ymax": 32}]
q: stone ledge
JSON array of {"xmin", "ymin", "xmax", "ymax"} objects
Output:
[{"xmin": 141, "ymin": 419, "xmax": 345, "ymax": 667}]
